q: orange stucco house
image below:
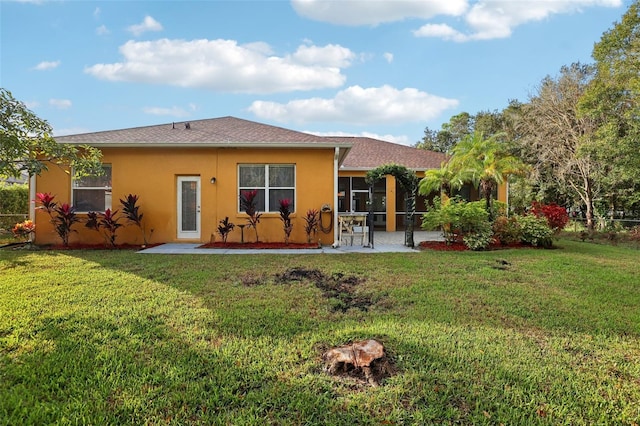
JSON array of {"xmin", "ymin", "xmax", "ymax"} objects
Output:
[{"xmin": 30, "ymin": 117, "xmax": 506, "ymax": 246}]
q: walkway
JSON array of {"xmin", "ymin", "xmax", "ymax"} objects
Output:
[{"xmin": 139, "ymin": 231, "xmax": 443, "ymax": 255}]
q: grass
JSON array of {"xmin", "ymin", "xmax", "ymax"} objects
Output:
[{"xmin": 1, "ymin": 239, "xmax": 639, "ymax": 425}]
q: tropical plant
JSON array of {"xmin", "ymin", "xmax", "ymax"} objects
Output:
[
  {"xmin": 418, "ymin": 163, "xmax": 462, "ymax": 199},
  {"xmin": 240, "ymin": 190, "xmax": 262, "ymax": 242},
  {"xmin": 217, "ymin": 217, "xmax": 235, "ymax": 243},
  {"xmin": 35, "ymin": 192, "xmax": 79, "ymax": 246},
  {"xmin": 422, "ymin": 198, "xmax": 490, "ymax": 247},
  {"xmin": 303, "ymin": 209, "xmax": 319, "ymax": 243},
  {"xmin": 11, "ymin": 219, "xmax": 35, "ymax": 241},
  {"xmin": 120, "ymin": 194, "xmax": 149, "ymax": 245},
  {"xmin": 100, "ymin": 209, "xmax": 123, "ymax": 247},
  {"xmin": 448, "ymin": 131, "xmax": 528, "ymax": 218},
  {"xmin": 278, "ymin": 199, "xmax": 293, "ymax": 244}
]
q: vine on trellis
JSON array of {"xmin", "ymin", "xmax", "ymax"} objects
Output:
[{"xmin": 365, "ymin": 164, "xmax": 419, "ymax": 247}]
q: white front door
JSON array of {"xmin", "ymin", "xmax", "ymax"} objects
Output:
[{"xmin": 177, "ymin": 176, "xmax": 201, "ymax": 239}]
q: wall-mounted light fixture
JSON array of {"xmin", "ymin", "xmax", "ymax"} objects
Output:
[{"xmin": 210, "ymin": 177, "xmax": 216, "ymax": 184}]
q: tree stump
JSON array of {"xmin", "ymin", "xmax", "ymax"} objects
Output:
[{"xmin": 322, "ymin": 339, "xmax": 388, "ymax": 386}]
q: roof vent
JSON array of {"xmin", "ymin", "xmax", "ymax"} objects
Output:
[
  {"xmin": 185, "ymin": 122, "xmax": 191, "ymax": 130},
  {"xmin": 172, "ymin": 122, "xmax": 175, "ymax": 129}
]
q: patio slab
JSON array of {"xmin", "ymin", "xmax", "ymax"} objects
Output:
[{"xmin": 138, "ymin": 231, "xmax": 444, "ymax": 255}]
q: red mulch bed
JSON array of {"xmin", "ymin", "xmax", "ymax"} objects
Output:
[
  {"xmin": 418, "ymin": 241, "xmax": 530, "ymax": 251},
  {"xmin": 199, "ymin": 242, "xmax": 320, "ymax": 249},
  {"xmin": 39, "ymin": 243, "xmax": 161, "ymax": 250}
]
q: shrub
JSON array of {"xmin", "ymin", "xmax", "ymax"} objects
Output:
[
  {"xmin": 85, "ymin": 209, "xmax": 123, "ymax": 247},
  {"xmin": 531, "ymin": 202, "xmax": 569, "ymax": 233},
  {"xmin": 12, "ymin": 219, "xmax": 35, "ymax": 241},
  {"xmin": 463, "ymin": 221, "xmax": 494, "ymax": 250},
  {"xmin": 240, "ymin": 190, "xmax": 262, "ymax": 242},
  {"xmin": 278, "ymin": 199, "xmax": 293, "ymax": 244},
  {"xmin": 492, "ymin": 215, "xmax": 522, "ymax": 245},
  {"xmin": 120, "ymin": 194, "xmax": 149, "ymax": 245},
  {"xmin": 422, "ymin": 198, "xmax": 490, "ymax": 245},
  {"xmin": 217, "ymin": 217, "xmax": 235, "ymax": 243},
  {"xmin": 303, "ymin": 209, "xmax": 319, "ymax": 243},
  {"xmin": 0, "ymin": 184, "xmax": 28, "ymax": 231},
  {"xmin": 518, "ymin": 214, "xmax": 553, "ymax": 248},
  {"xmin": 35, "ymin": 193, "xmax": 80, "ymax": 246}
]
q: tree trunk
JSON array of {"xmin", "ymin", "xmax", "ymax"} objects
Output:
[{"xmin": 585, "ymin": 177, "xmax": 595, "ymax": 231}]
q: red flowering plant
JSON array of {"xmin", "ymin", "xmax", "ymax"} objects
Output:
[
  {"xmin": 278, "ymin": 199, "xmax": 293, "ymax": 244},
  {"xmin": 240, "ymin": 190, "xmax": 262, "ymax": 242},
  {"xmin": 530, "ymin": 202, "xmax": 569, "ymax": 234},
  {"xmin": 12, "ymin": 219, "xmax": 35, "ymax": 241},
  {"xmin": 303, "ymin": 209, "xmax": 319, "ymax": 243},
  {"xmin": 35, "ymin": 193, "xmax": 80, "ymax": 246},
  {"xmin": 85, "ymin": 209, "xmax": 123, "ymax": 247}
]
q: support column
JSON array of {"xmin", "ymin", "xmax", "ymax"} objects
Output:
[{"xmin": 385, "ymin": 175, "xmax": 396, "ymax": 232}]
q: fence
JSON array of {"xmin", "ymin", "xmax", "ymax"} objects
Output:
[{"xmin": 568, "ymin": 218, "xmax": 640, "ymax": 232}]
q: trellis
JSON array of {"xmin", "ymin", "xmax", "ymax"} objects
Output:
[{"xmin": 365, "ymin": 164, "xmax": 419, "ymax": 248}]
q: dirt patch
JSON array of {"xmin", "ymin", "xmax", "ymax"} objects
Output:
[
  {"xmin": 275, "ymin": 267, "xmax": 375, "ymax": 312},
  {"xmin": 198, "ymin": 242, "xmax": 319, "ymax": 249}
]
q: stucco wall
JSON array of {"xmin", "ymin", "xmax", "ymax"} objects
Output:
[{"xmin": 33, "ymin": 146, "xmax": 337, "ymax": 245}]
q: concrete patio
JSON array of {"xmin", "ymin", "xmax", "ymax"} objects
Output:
[{"xmin": 138, "ymin": 231, "xmax": 444, "ymax": 254}]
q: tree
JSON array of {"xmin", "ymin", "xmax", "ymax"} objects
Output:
[
  {"xmin": 0, "ymin": 88, "xmax": 103, "ymax": 179},
  {"xmin": 580, "ymin": 0, "xmax": 640, "ymax": 215},
  {"xmin": 516, "ymin": 63, "xmax": 601, "ymax": 230},
  {"xmin": 418, "ymin": 162, "xmax": 464, "ymax": 200},
  {"xmin": 448, "ymin": 131, "xmax": 527, "ymax": 217}
]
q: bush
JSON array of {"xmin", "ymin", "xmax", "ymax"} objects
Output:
[
  {"xmin": 531, "ymin": 202, "xmax": 569, "ymax": 233},
  {"xmin": 422, "ymin": 198, "xmax": 491, "ymax": 248},
  {"xmin": 463, "ymin": 221, "xmax": 494, "ymax": 250},
  {"xmin": 518, "ymin": 214, "xmax": 553, "ymax": 248},
  {"xmin": 492, "ymin": 215, "xmax": 522, "ymax": 245},
  {"xmin": 0, "ymin": 184, "xmax": 28, "ymax": 231}
]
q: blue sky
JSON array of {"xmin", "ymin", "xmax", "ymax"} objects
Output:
[{"xmin": 0, "ymin": 0, "xmax": 632, "ymax": 145}]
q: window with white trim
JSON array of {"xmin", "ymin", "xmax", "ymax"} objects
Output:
[
  {"xmin": 72, "ymin": 165, "xmax": 112, "ymax": 212},
  {"xmin": 238, "ymin": 164, "xmax": 295, "ymax": 212}
]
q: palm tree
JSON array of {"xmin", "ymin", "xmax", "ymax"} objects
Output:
[
  {"xmin": 418, "ymin": 162, "xmax": 466, "ymax": 200},
  {"xmin": 448, "ymin": 131, "xmax": 528, "ymax": 217}
]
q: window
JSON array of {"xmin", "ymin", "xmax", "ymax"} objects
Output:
[
  {"xmin": 238, "ymin": 164, "xmax": 295, "ymax": 212},
  {"xmin": 72, "ymin": 165, "xmax": 112, "ymax": 212}
]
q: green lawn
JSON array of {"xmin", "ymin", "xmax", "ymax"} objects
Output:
[{"xmin": 1, "ymin": 240, "xmax": 639, "ymax": 425}]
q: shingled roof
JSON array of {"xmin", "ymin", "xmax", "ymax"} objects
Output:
[
  {"xmin": 55, "ymin": 116, "xmax": 349, "ymax": 149},
  {"xmin": 330, "ymin": 136, "xmax": 447, "ymax": 171}
]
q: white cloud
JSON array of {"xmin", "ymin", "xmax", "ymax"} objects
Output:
[
  {"xmin": 32, "ymin": 60, "xmax": 60, "ymax": 71},
  {"xmin": 292, "ymin": 44, "xmax": 355, "ymax": 67},
  {"xmin": 291, "ymin": 0, "xmax": 622, "ymax": 41},
  {"xmin": 309, "ymin": 130, "xmax": 410, "ymax": 145},
  {"xmin": 127, "ymin": 15, "xmax": 163, "ymax": 36},
  {"xmin": 291, "ymin": 0, "xmax": 468, "ymax": 26},
  {"xmin": 85, "ymin": 39, "xmax": 352, "ymax": 93},
  {"xmin": 96, "ymin": 25, "xmax": 110, "ymax": 36},
  {"xmin": 93, "ymin": 7, "xmax": 101, "ymax": 18},
  {"xmin": 49, "ymin": 98, "xmax": 72, "ymax": 109},
  {"xmin": 383, "ymin": 52, "xmax": 394, "ymax": 63},
  {"xmin": 414, "ymin": 0, "xmax": 623, "ymax": 42},
  {"xmin": 248, "ymin": 84, "xmax": 459, "ymax": 125},
  {"xmin": 24, "ymin": 101, "xmax": 40, "ymax": 109},
  {"xmin": 143, "ymin": 106, "xmax": 191, "ymax": 117}
]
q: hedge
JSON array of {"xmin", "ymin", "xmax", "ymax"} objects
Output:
[{"xmin": 0, "ymin": 184, "xmax": 29, "ymax": 231}]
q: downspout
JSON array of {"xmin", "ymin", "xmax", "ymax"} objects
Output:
[
  {"xmin": 29, "ymin": 174, "xmax": 36, "ymax": 243},
  {"xmin": 333, "ymin": 147, "xmax": 339, "ymax": 246}
]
